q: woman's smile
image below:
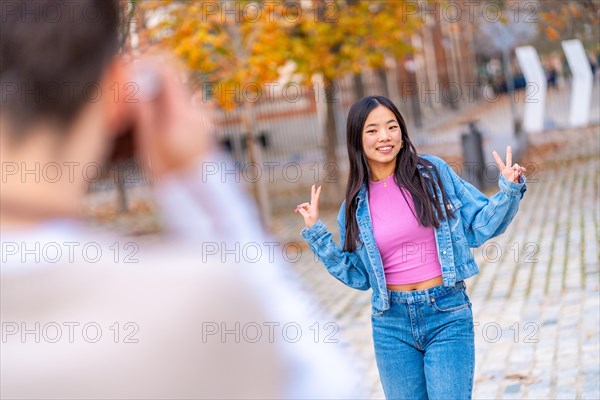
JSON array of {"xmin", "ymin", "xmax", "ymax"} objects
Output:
[
  {"xmin": 376, "ymin": 145, "xmax": 394, "ymax": 154},
  {"xmin": 362, "ymin": 105, "xmax": 404, "ymax": 180}
]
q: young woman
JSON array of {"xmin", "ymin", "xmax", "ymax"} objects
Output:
[{"xmin": 295, "ymin": 96, "xmax": 527, "ymax": 399}]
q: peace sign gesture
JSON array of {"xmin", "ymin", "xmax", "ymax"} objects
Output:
[
  {"xmin": 492, "ymin": 146, "xmax": 526, "ymax": 183},
  {"xmin": 294, "ymin": 184, "xmax": 322, "ymax": 229}
]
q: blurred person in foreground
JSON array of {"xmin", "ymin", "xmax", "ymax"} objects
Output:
[{"xmin": 0, "ymin": 1, "xmax": 362, "ymax": 398}]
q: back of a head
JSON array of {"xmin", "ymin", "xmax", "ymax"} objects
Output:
[{"xmin": 1, "ymin": 0, "xmax": 119, "ymax": 134}]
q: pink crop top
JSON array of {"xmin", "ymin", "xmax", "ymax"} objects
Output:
[{"xmin": 368, "ymin": 173, "xmax": 442, "ymax": 285}]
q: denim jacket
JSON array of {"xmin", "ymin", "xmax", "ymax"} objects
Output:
[{"xmin": 300, "ymin": 154, "xmax": 527, "ymax": 316}]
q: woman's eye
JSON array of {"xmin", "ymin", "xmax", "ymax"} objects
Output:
[
  {"xmin": 389, "ymin": 125, "xmax": 398, "ymax": 130},
  {"xmin": 366, "ymin": 130, "xmax": 376, "ymax": 134}
]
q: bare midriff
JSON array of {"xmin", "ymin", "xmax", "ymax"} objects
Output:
[{"xmin": 386, "ymin": 275, "xmax": 444, "ymax": 292}]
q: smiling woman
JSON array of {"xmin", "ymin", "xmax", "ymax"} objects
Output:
[
  {"xmin": 361, "ymin": 107, "xmax": 404, "ymax": 179},
  {"xmin": 341, "ymin": 96, "xmax": 457, "ymax": 257},
  {"xmin": 295, "ymin": 95, "xmax": 528, "ymax": 399}
]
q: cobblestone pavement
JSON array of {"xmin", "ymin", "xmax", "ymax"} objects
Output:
[{"xmin": 269, "ymin": 126, "xmax": 600, "ymax": 399}]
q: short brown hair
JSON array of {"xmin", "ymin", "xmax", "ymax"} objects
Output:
[{"xmin": 1, "ymin": 0, "xmax": 120, "ymax": 135}]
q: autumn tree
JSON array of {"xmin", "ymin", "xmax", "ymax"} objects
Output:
[
  {"xmin": 288, "ymin": 0, "xmax": 421, "ymax": 189},
  {"xmin": 140, "ymin": 0, "xmax": 423, "ymax": 219},
  {"xmin": 539, "ymin": 0, "xmax": 599, "ymax": 46},
  {"xmin": 141, "ymin": 0, "xmax": 297, "ymax": 228}
]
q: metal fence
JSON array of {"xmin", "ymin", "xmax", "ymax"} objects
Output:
[
  {"xmin": 211, "ymin": 66, "xmax": 600, "ymax": 167},
  {"xmin": 210, "ymin": 66, "xmax": 480, "ymax": 165},
  {"xmin": 89, "ymin": 60, "xmax": 600, "ymax": 216}
]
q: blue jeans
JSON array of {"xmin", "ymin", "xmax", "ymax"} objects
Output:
[{"xmin": 371, "ymin": 280, "xmax": 475, "ymax": 400}]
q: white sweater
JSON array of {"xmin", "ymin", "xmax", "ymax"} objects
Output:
[{"xmin": 1, "ymin": 150, "xmax": 364, "ymax": 399}]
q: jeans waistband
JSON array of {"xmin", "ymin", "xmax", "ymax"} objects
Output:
[{"xmin": 387, "ymin": 280, "xmax": 466, "ymax": 304}]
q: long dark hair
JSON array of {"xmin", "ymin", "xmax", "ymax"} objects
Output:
[{"xmin": 342, "ymin": 96, "xmax": 455, "ymax": 252}]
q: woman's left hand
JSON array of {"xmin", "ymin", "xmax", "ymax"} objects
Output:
[{"xmin": 492, "ymin": 146, "xmax": 526, "ymax": 183}]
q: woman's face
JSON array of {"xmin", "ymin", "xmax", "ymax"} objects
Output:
[{"xmin": 361, "ymin": 105, "xmax": 403, "ymax": 171}]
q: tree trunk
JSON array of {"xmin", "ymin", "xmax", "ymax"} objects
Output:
[
  {"xmin": 376, "ymin": 67, "xmax": 390, "ymax": 98},
  {"xmin": 115, "ymin": 161, "xmax": 129, "ymax": 214},
  {"xmin": 353, "ymin": 72, "xmax": 365, "ymax": 100},
  {"xmin": 225, "ymin": 12, "xmax": 272, "ymax": 230},
  {"xmin": 323, "ymin": 79, "xmax": 343, "ymax": 195},
  {"xmin": 241, "ymin": 102, "xmax": 272, "ymax": 230},
  {"xmin": 502, "ymin": 47, "xmax": 519, "ymax": 137},
  {"xmin": 113, "ymin": 0, "xmax": 135, "ymax": 214}
]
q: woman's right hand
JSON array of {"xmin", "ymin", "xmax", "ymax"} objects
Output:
[{"xmin": 295, "ymin": 184, "xmax": 321, "ymax": 229}]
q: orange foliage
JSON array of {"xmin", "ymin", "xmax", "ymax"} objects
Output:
[{"xmin": 139, "ymin": 0, "xmax": 422, "ymax": 108}]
